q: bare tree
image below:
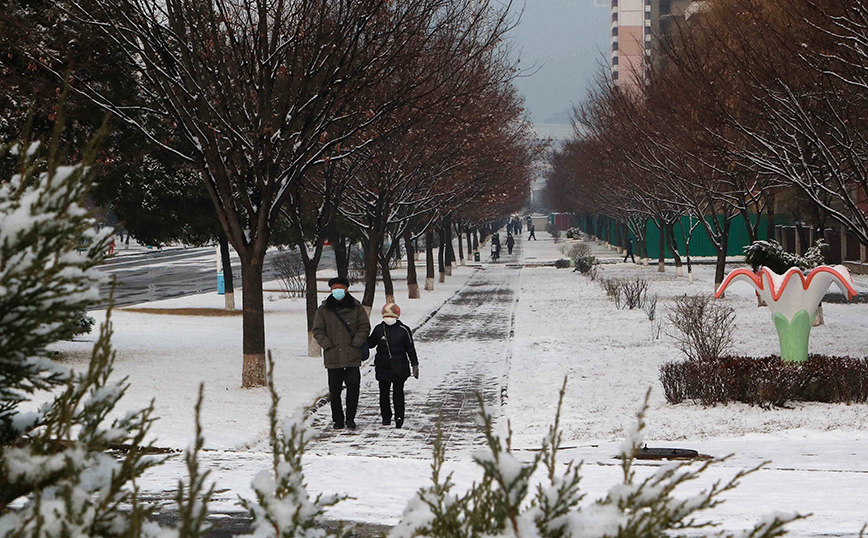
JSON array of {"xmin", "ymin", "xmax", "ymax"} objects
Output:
[{"xmin": 52, "ymin": 0, "xmax": 521, "ymax": 386}]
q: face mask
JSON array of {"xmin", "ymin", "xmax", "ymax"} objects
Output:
[
  {"xmin": 331, "ymin": 289, "xmax": 346, "ymax": 301},
  {"xmin": 383, "ymin": 317, "xmax": 397, "ymax": 326}
]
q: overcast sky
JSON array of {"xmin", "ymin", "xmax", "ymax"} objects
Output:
[{"xmin": 507, "ymin": 0, "xmax": 610, "ymax": 125}]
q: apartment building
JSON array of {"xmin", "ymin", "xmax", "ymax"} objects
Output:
[{"xmin": 610, "ymin": 0, "xmax": 697, "ymax": 89}]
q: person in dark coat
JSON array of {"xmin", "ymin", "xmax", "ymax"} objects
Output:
[
  {"xmin": 368, "ymin": 303, "xmax": 418, "ymax": 428},
  {"xmin": 506, "ymin": 233, "xmax": 515, "ymax": 255},
  {"xmin": 312, "ymin": 277, "xmax": 371, "ymax": 430},
  {"xmin": 528, "ymin": 224, "xmax": 536, "ymax": 240},
  {"xmin": 624, "ymin": 238, "xmax": 636, "ymax": 263}
]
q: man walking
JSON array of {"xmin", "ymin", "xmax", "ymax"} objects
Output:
[
  {"xmin": 528, "ymin": 224, "xmax": 536, "ymax": 240},
  {"xmin": 312, "ymin": 277, "xmax": 371, "ymax": 430},
  {"xmin": 506, "ymin": 233, "xmax": 515, "ymax": 255},
  {"xmin": 624, "ymin": 238, "xmax": 636, "ymax": 263}
]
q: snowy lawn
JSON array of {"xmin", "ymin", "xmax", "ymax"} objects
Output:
[
  {"xmin": 505, "ymin": 232, "xmax": 868, "ymax": 537},
  {"xmin": 50, "ymin": 258, "xmax": 476, "ymax": 451}
]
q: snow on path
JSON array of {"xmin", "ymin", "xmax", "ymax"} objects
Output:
[{"xmin": 305, "ymin": 248, "xmax": 522, "ymax": 458}]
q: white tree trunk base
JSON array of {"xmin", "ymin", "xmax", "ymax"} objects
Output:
[
  {"xmin": 658, "ymin": 262, "xmax": 666, "ymax": 273},
  {"xmin": 439, "ymin": 273, "xmax": 446, "ymax": 283},
  {"xmin": 814, "ymin": 304, "xmax": 825, "ymax": 326},
  {"xmin": 242, "ymin": 353, "xmax": 267, "ymax": 388},
  {"xmin": 676, "ymin": 266, "xmax": 684, "ymax": 277},
  {"xmin": 385, "ymin": 294, "xmax": 395, "ymax": 305},
  {"xmin": 460, "ymin": 258, "xmax": 466, "ymax": 266},
  {"xmin": 446, "ymin": 266, "xmax": 452, "ymax": 276},
  {"xmin": 425, "ymin": 278, "xmax": 435, "ymax": 291},
  {"xmin": 643, "ymin": 258, "xmax": 649, "ymax": 266},
  {"xmin": 408, "ymin": 283, "xmax": 420, "ymax": 299},
  {"xmin": 224, "ymin": 291, "xmax": 235, "ymax": 311},
  {"xmin": 688, "ymin": 272, "xmax": 695, "ymax": 284},
  {"xmin": 308, "ymin": 331, "xmax": 321, "ymax": 357}
]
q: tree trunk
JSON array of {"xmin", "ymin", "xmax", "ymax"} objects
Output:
[
  {"xmin": 766, "ymin": 193, "xmax": 776, "ymax": 241},
  {"xmin": 333, "ymin": 235, "xmax": 350, "ymax": 280},
  {"xmin": 425, "ymin": 229, "xmax": 435, "ymax": 291},
  {"xmin": 296, "ymin": 237, "xmax": 326, "ymax": 357},
  {"xmin": 714, "ymin": 218, "xmax": 732, "ymax": 291},
  {"xmin": 218, "ymin": 232, "xmax": 235, "ymax": 311},
  {"xmin": 405, "ymin": 230, "xmax": 419, "ymax": 299},
  {"xmin": 445, "ymin": 219, "xmax": 455, "ymax": 274},
  {"xmin": 438, "ymin": 225, "xmax": 447, "ymax": 283},
  {"xmin": 814, "ymin": 303, "xmax": 825, "ymax": 326},
  {"xmin": 657, "ymin": 221, "xmax": 666, "ymax": 272},
  {"xmin": 305, "ymin": 267, "xmax": 321, "ymax": 356},
  {"xmin": 379, "ymin": 255, "xmax": 395, "ymax": 305},
  {"xmin": 362, "ymin": 234, "xmax": 380, "ymax": 312},
  {"xmin": 666, "ymin": 223, "xmax": 683, "ymax": 277},
  {"xmin": 456, "ymin": 223, "xmax": 465, "ymax": 266},
  {"xmin": 240, "ymin": 257, "xmax": 267, "ymax": 388},
  {"xmin": 473, "ymin": 230, "xmax": 479, "ymax": 253}
]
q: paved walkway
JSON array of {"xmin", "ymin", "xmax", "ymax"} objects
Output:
[{"xmin": 307, "ymin": 235, "xmax": 522, "ymax": 458}]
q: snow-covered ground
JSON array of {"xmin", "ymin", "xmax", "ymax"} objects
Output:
[
  {"xmin": 50, "ymin": 233, "xmax": 868, "ymax": 536},
  {"xmin": 506, "ymin": 233, "xmax": 868, "ymax": 537},
  {"xmin": 51, "ymin": 255, "xmax": 476, "ymax": 450}
]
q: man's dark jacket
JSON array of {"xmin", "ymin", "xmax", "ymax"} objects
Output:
[{"xmin": 312, "ymin": 293, "xmax": 371, "ymax": 369}]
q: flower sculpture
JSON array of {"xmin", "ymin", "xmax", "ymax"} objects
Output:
[{"xmin": 715, "ymin": 265, "xmax": 857, "ymax": 362}]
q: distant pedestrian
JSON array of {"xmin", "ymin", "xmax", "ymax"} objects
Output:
[
  {"xmin": 624, "ymin": 238, "xmax": 636, "ymax": 263},
  {"xmin": 528, "ymin": 225, "xmax": 536, "ymax": 240},
  {"xmin": 506, "ymin": 234, "xmax": 515, "ymax": 255},
  {"xmin": 368, "ymin": 303, "xmax": 418, "ymax": 429},
  {"xmin": 312, "ymin": 277, "xmax": 371, "ymax": 430}
]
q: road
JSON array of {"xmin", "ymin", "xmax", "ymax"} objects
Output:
[{"xmin": 94, "ymin": 247, "xmax": 336, "ymax": 309}]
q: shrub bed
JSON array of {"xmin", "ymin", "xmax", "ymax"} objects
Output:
[{"xmin": 660, "ymin": 355, "xmax": 868, "ymax": 407}]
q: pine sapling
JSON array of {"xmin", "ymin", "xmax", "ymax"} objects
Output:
[{"xmin": 238, "ymin": 353, "xmax": 349, "ymax": 538}]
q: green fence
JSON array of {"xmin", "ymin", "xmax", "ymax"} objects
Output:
[{"xmin": 574, "ymin": 214, "xmax": 789, "ymax": 259}]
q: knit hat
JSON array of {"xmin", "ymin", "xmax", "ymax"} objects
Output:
[{"xmin": 382, "ymin": 303, "xmax": 401, "ymax": 318}]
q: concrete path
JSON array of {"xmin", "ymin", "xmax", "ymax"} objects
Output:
[{"xmin": 307, "ymin": 237, "xmax": 522, "ymax": 458}]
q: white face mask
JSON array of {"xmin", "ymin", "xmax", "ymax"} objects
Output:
[{"xmin": 383, "ymin": 317, "xmax": 397, "ymax": 326}]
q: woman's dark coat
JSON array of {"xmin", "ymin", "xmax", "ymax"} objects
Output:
[{"xmin": 367, "ymin": 320, "xmax": 418, "ymax": 382}]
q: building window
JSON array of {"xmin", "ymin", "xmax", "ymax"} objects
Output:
[
  {"xmin": 612, "ymin": 27, "xmax": 618, "ymax": 36},
  {"xmin": 612, "ymin": 56, "xmax": 619, "ymax": 65},
  {"xmin": 645, "ymin": 10, "xmax": 651, "ymax": 19},
  {"xmin": 645, "ymin": 26, "xmax": 651, "ymax": 34},
  {"xmin": 612, "ymin": 0, "xmax": 618, "ymax": 6},
  {"xmin": 612, "ymin": 12, "xmax": 618, "ymax": 21},
  {"xmin": 612, "ymin": 42, "xmax": 618, "ymax": 51}
]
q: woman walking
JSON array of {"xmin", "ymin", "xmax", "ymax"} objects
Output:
[{"xmin": 368, "ymin": 303, "xmax": 419, "ymax": 428}]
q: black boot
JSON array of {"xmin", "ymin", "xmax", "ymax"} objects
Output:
[{"xmin": 395, "ymin": 418, "xmax": 404, "ymax": 429}]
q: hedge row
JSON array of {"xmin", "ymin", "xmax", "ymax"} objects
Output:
[{"xmin": 660, "ymin": 355, "xmax": 868, "ymax": 407}]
